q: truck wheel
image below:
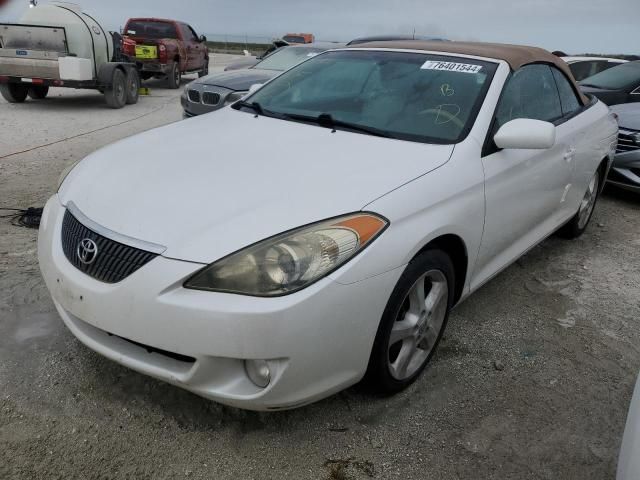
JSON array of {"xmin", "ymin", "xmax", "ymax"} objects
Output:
[
  {"xmin": 198, "ymin": 58, "xmax": 209, "ymax": 78},
  {"xmin": 125, "ymin": 69, "xmax": 140, "ymax": 104},
  {"xmin": 0, "ymin": 83, "xmax": 29, "ymax": 103},
  {"xmin": 104, "ymin": 68, "xmax": 127, "ymax": 109},
  {"xmin": 28, "ymin": 86, "xmax": 49, "ymax": 99},
  {"xmin": 167, "ymin": 61, "xmax": 181, "ymax": 89}
]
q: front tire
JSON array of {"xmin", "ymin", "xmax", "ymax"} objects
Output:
[
  {"xmin": 363, "ymin": 249, "xmax": 454, "ymax": 394},
  {"xmin": 198, "ymin": 58, "xmax": 209, "ymax": 78},
  {"xmin": 557, "ymin": 169, "xmax": 601, "ymax": 239},
  {"xmin": 28, "ymin": 85, "xmax": 49, "ymax": 99},
  {"xmin": 0, "ymin": 83, "xmax": 29, "ymax": 103},
  {"xmin": 104, "ymin": 68, "xmax": 127, "ymax": 109},
  {"xmin": 167, "ymin": 61, "xmax": 181, "ymax": 89}
]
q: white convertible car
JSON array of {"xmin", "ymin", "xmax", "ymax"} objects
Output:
[{"xmin": 39, "ymin": 41, "xmax": 618, "ymax": 410}]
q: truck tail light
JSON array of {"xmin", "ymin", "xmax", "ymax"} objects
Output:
[
  {"xmin": 122, "ymin": 36, "xmax": 136, "ymax": 57},
  {"xmin": 158, "ymin": 44, "xmax": 167, "ymax": 64}
]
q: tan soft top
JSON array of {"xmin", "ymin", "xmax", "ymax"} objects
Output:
[{"xmin": 348, "ymin": 40, "xmax": 589, "ymax": 105}]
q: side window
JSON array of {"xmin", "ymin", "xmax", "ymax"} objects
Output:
[
  {"xmin": 551, "ymin": 67, "xmax": 582, "ymax": 116},
  {"xmin": 181, "ymin": 24, "xmax": 196, "ymax": 42},
  {"xmin": 494, "ymin": 64, "xmax": 562, "ymax": 130},
  {"xmin": 592, "ymin": 61, "xmax": 609, "ymax": 75},
  {"xmin": 188, "ymin": 26, "xmax": 199, "ymax": 41},
  {"xmin": 569, "ymin": 61, "xmax": 594, "ymax": 81}
]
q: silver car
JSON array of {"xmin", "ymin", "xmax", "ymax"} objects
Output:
[
  {"xmin": 609, "ymin": 103, "xmax": 640, "ymax": 193},
  {"xmin": 181, "ymin": 43, "xmax": 342, "ymax": 117}
]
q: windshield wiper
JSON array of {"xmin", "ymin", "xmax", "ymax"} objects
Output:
[
  {"xmin": 234, "ymin": 100, "xmax": 265, "ymax": 115},
  {"xmin": 579, "ymin": 83, "xmax": 602, "ymax": 89},
  {"xmin": 281, "ymin": 112, "xmax": 397, "ymax": 139}
]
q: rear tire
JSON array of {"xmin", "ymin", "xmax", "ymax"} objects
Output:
[
  {"xmin": 28, "ymin": 85, "xmax": 49, "ymax": 99},
  {"xmin": 167, "ymin": 61, "xmax": 181, "ymax": 89},
  {"xmin": 0, "ymin": 83, "xmax": 29, "ymax": 103},
  {"xmin": 125, "ymin": 69, "xmax": 140, "ymax": 104},
  {"xmin": 363, "ymin": 249, "xmax": 455, "ymax": 394},
  {"xmin": 104, "ymin": 68, "xmax": 127, "ymax": 109},
  {"xmin": 557, "ymin": 168, "xmax": 601, "ymax": 239}
]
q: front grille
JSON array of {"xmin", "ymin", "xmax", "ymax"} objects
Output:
[
  {"xmin": 616, "ymin": 130, "xmax": 640, "ymax": 154},
  {"xmin": 187, "ymin": 89, "xmax": 201, "ymax": 103},
  {"xmin": 202, "ymin": 91, "xmax": 221, "ymax": 105},
  {"xmin": 61, "ymin": 210, "xmax": 158, "ymax": 283}
]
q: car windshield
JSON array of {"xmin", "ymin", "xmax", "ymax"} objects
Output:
[
  {"xmin": 125, "ymin": 21, "xmax": 178, "ymax": 39},
  {"xmin": 256, "ymin": 46, "xmax": 325, "ymax": 71},
  {"xmin": 580, "ymin": 61, "xmax": 640, "ymax": 90},
  {"xmin": 243, "ymin": 50, "xmax": 497, "ymax": 144}
]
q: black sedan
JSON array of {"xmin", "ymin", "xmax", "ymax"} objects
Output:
[
  {"xmin": 579, "ymin": 61, "xmax": 640, "ymax": 106},
  {"xmin": 181, "ymin": 43, "xmax": 341, "ymax": 117}
]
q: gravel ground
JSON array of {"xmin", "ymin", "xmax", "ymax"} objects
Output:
[{"xmin": 1, "ymin": 54, "xmax": 639, "ymax": 480}]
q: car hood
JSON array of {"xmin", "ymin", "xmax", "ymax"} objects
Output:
[
  {"xmin": 59, "ymin": 109, "xmax": 454, "ymax": 264},
  {"xmin": 192, "ymin": 68, "xmax": 279, "ymax": 91},
  {"xmin": 611, "ymin": 103, "xmax": 640, "ymax": 131}
]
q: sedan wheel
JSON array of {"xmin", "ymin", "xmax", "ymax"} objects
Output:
[
  {"xmin": 388, "ymin": 270, "xmax": 448, "ymax": 380},
  {"xmin": 364, "ymin": 249, "xmax": 454, "ymax": 393},
  {"xmin": 558, "ymin": 168, "xmax": 602, "ymax": 239},
  {"xmin": 577, "ymin": 172, "xmax": 599, "ymax": 230}
]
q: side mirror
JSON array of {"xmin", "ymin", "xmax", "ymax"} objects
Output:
[
  {"xmin": 494, "ymin": 119, "xmax": 556, "ymax": 150},
  {"xmin": 199, "ymin": 35, "xmax": 207, "ymax": 43},
  {"xmin": 248, "ymin": 83, "xmax": 263, "ymax": 94}
]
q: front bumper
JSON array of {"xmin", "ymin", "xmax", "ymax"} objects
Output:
[
  {"xmin": 38, "ymin": 196, "xmax": 400, "ymax": 410},
  {"xmin": 607, "ymin": 149, "xmax": 640, "ymax": 193}
]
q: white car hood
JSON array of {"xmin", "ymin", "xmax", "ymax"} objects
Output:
[{"xmin": 59, "ymin": 109, "xmax": 453, "ymax": 264}]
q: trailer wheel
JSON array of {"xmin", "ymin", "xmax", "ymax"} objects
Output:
[
  {"xmin": 104, "ymin": 68, "xmax": 127, "ymax": 109},
  {"xmin": 167, "ymin": 61, "xmax": 181, "ymax": 89},
  {"xmin": 28, "ymin": 86, "xmax": 49, "ymax": 99},
  {"xmin": 125, "ymin": 69, "xmax": 140, "ymax": 104},
  {"xmin": 0, "ymin": 83, "xmax": 29, "ymax": 103}
]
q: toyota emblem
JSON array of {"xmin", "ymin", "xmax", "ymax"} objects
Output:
[{"xmin": 77, "ymin": 238, "xmax": 98, "ymax": 265}]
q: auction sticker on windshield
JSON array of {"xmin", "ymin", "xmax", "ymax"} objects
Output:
[{"xmin": 421, "ymin": 60, "xmax": 483, "ymax": 74}]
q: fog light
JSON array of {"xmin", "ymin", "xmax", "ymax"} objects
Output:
[{"xmin": 244, "ymin": 359, "xmax": 271, "ymax": 388}]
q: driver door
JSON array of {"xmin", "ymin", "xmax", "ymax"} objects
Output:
[{"xmin": 471, "ymin": 64, "xmax": 575, "ymax": 289}]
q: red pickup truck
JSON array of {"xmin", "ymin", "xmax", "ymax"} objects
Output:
[{"xmin": 122, "ymin": 18, "xmax": 209, "ymax": 88}]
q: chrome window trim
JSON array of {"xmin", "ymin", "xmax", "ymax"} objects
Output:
[{"xmin": 66, "ymin": 201, "xmax": 167, "ymax": 254}]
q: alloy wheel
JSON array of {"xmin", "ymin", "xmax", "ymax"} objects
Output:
[
  {"xmin": 387, "ymin": 269, "xmax": 448, "ymax": 380},
  {"xmin": 578, "ymin": 172, "xmax": 599, "ymax": 229}
]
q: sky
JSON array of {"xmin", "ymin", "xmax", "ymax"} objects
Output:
[{"xmin": 0, "ymin": 0, "xmax": 638, "ymax": 54}]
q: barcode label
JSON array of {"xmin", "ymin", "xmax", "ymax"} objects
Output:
[{"xmin": 421, "ymin": 61, "xmax": 483, "ymax": 74}]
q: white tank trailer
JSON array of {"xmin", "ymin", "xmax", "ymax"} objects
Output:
[{"xmin": 0, "ymin": 2, "xmax": 140, "ymax": 108}]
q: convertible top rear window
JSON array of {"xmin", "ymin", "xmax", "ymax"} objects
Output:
[{"xmin": 241, "ymin": 50, "xmax": 498, "ymax": 144}]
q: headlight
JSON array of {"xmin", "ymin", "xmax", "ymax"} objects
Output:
[
  {"xmin": 224, "ymin": 90, "xmax": 248, "ymax": 105},
  {"xmin": 184, "ymin": 213, "xmax": 388, "ymax": 296}
]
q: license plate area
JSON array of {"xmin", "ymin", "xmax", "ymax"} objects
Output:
[{"xmin": 135, "ymin": 45, "xmax": 157, "ymax": 59}]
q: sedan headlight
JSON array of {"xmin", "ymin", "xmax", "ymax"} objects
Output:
[
  {"xmin": 184, "ymin": 213, "xmax": 388, "ymax": 296},
  {"xmin": 224, "ymin": 90, "xmax": 248, "ymax": 105}
]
